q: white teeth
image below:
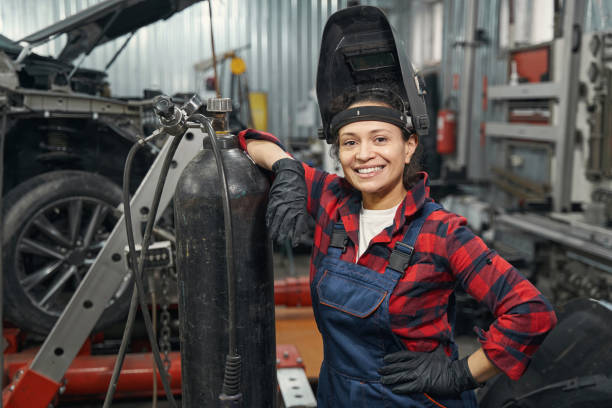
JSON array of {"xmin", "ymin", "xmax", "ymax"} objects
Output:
[{"xmin": 356, "ymin": 166, "xmax": 383, "ymax": 174}]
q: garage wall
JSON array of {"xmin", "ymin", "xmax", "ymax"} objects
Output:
[{"xmin": 0, "ymin": 0, "xmax": 437, "ymax": 143}]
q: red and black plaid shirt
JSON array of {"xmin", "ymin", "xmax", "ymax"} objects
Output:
[{"xmin": 239, "ymin": 129, "xmax": 557, "ymax": 380}]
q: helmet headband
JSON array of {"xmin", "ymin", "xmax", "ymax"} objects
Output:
[{"xmin": 330, "ymin": 106, "xmax": 412, "ymax": 139}]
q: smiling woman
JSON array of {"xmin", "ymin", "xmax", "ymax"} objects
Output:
[
  {"xmin": 338, "ymin": 119, "xmax": 414, "ymax": 210},
  {"xmin": 239, "ymin": 5, "xmax": 557, "ymax": 408},
  {"xmin": 336, "ymin": 99, "xmax": 417, "ymax": 210}
]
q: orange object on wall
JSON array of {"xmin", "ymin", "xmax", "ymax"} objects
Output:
[
  {"xmin": 510, "ymin": 46, "xmax": 550, "ymax": 83},
  {"xmin": 437, "ymin": 109, "xmax": 457, "ymax": 155}
]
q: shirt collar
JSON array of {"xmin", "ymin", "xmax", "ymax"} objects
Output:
[
  {"xmin": 384, "ymin": 171, "xmax": 430, "ymax": 239},
  {"xmin": 400, "ymin": 171, "xmax": 430, "ymax": 219},
  {"xmin": 337, "ymin": 172, "xmax": 431, "ymax": 246}
]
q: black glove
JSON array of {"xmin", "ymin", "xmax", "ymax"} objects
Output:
[
  {"xmin": 266, "ymin": 158, "xmax": 309, "ymax": 247},
  {"xmin": 378, "ymin": 347, "xmax": 481, "ymax": 396}
]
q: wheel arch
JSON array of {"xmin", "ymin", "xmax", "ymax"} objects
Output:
[{"xmin": 3, "ymin": 113, "xmax": 155, "ymax": 194}]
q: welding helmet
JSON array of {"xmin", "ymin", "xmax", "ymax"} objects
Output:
[{"xmin": 316, "ymin": 5, "xmax": 429, "ymax": 144}]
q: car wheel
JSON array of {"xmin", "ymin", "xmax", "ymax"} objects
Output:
[{"xmin": 2, "ymin": 170, "xmax": 131, "ymax": 335}]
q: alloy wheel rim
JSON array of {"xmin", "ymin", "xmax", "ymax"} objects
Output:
[{"xmin": 14, "ymin": 196, "xmax": 121, "ymax": 315}]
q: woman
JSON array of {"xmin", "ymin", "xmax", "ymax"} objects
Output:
[{"xmin": 238, "ymin": 6, "xmax": 557, "ymax": 407}]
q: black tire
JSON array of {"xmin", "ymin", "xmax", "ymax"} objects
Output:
[{"xmin": 2, "ymin": 170, "xmax": 132, "ymax": 334}]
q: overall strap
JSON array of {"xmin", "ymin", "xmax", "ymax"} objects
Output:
[
  {"xmin": 328, "ymin": 222, "xmax": 349, "ymax": 257},
  {"xmin": 387, "ymin": 202, "xmax": 442, "ymax": 275}
]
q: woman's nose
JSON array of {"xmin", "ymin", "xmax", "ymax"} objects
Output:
[{"xmin": 356, "ymin": 142, "xmax": 374, "ymax": 161}]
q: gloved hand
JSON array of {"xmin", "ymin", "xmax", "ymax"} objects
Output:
[
  {"xmin": 266, "ymin": 158, "xmax": 309, "ymax": 247},
  {"xmin": 378, "ymin": 347, "xmax": 482, "ymax": 396}
]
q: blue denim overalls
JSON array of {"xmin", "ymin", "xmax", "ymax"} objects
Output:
[{"xmin": 311, "ymin": 202, "xmax": 478, "ymax": 407}]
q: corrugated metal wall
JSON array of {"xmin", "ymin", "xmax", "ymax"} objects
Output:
[
  {"xmin": 0, "ymin": 0, "xmax": 440, "ymax": 144},
  {"xmin": 586, "ymin": 0, "xmax": 612, "ymax": 32}
]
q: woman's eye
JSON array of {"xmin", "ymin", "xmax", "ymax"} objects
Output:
[
  {"xmin": 375, "ymin": 136, "xmax": 387, "ymax": 143},
  {"xmin": 342, "ymin": 140, "xmax": 356, "ymax": 146}
]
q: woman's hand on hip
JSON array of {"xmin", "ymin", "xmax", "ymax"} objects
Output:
[{"xmin": 378, "ymin": 347, "xmax": 482, "ymax": 396}]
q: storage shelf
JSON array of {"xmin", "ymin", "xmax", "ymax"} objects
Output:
[
  {"xmin": 485, "ymin": 122, "xmax": 559, "ymax": 143},
  {"xmin": 488, "ymin": 83, "xmax": 561, "ymax": 100}
]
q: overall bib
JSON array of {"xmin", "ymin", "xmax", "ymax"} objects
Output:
[{"xmin": 311, "ymin": 202, "xmax": 478, "ymax": 408}]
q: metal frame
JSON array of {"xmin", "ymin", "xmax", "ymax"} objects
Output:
[
  {"xmin": 488, "ymin": 82, "xmax": 561, "ymax": 100},
  {"xmin": 19, "ymin": 89, "xmax": 143, "ymax": 115},
  {"xmin": 486, "ymin": 122, "xmax": 559, "ymax": 143},
  {"xmin": 3, "ymin": 127, "xmax": 206, "ymax": 400},
  {"xmin": 456, "ymin": 0, "xmax": 479, "ymax": 170},
  {"xmin": 277, "ymin": 368, "xmax": 317, "ymax": 408},
  {"xmin": 484, "ymin": 0, "xmax": 587, "ymax": 212},
  {"xmin": 276, "ymin": 344, "xmax": 316, "ymax": 408},
  {"xmin": 554, "ymin": 0, "xmax": 587, "ymax": 211},
  {"xmin": 497, "ymin": 213, "xmax": 612, "ymax": 262}
]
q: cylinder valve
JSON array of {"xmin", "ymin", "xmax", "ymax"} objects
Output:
[
  {"xmin": 207, "ymin": 98, "xmax": 232, "ymax": 132},
  {"xmin": 207, "ymin": 97, "xmax": 232, "ymax": 112}
]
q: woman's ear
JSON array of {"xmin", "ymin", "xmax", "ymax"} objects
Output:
[{"xmin": 405, "ymin": 134, "xmax": 418, "ymax": 164}]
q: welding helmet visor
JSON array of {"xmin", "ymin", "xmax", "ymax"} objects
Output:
[{"xmin": 316, "ymin": 5, "xmax": 429, "ymax": 144}]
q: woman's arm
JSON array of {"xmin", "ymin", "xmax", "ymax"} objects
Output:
[
  {"xmin": 445, "ymin": 213, "xmax": 557, "ymax": 381},
  {"xmin": 245, "ymin": 139, "xmax": 292, "ymax": 170},
  {"xmin": 467, "ymin": 347, "xmax": 501, "ymax": 383}
]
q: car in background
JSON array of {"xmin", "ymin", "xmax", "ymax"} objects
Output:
[{"xmin": 0, "ymin": 0, "xmax": 203, "ymax": 335}]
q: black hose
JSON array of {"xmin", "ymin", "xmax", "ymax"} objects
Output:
[
  {"xmin": 191, "ymin": 115, "xmax": 235, "ymax": 352},
  {"xmin": 103, "ymin": 133, "xmax": 182, "ymax": 408},
  {"xmin": 189, "ymin": 114, "xmax": 241, "ymax": 401},
  {"xmin": 102, "ymin": 142, "xmax": 141, "ymax": 408},
  {"xmin": 0, "ymin": 110, "xmax": 7, "ymax": 408}
]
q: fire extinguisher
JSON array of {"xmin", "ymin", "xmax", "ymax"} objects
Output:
[{"xmin": 437, "ymin": 99, "xmax": 457, "ymax": 155}]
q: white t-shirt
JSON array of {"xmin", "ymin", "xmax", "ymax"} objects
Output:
[{"xmin": 358, "ymin": 203, "xmax": 401, "ymax": 259}]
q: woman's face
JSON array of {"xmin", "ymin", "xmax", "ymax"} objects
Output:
[{"xmin": 338, "ymin": 118, "xmax": 417, "ymax": 209}]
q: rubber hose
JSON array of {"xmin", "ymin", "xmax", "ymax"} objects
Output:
[
  {"xmin": 190, "ymin": 115, "xmax": 236, "ymax": 355},
  {"xmin": 189, "ymin": 114, "xmax": 242, "ymax": 401},
  {"xmin": 0, "ymin": 111, "xmax": 7, "ymax": 408},
  {"xmin": 103, "ymin": 133, "xmax": 182, "ymax": 408}
]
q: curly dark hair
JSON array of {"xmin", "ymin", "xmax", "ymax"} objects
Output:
[{"xmin": 328, "ymin": 89, "xmax": 423, "ymax": 189}]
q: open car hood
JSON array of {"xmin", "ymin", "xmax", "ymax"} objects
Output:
[
  {"xmin": 20, "ymin": 0, "xmax": 203, "ymax": 62},
  {"xmin": 0, "ymin": 34, "xmax": 23, "ymax": 54}
]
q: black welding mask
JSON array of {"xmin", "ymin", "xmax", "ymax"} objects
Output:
[{"xmin": 316, "ymin": 5, "xmax": 429, "ymax": 144}]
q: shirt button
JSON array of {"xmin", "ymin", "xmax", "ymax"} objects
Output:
[{"xmin": 486, "ymin": 258, "xmax": 493, "ymax": 265}]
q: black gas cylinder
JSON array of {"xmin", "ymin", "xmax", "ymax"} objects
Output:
[{"xmin": 174, "ymin": 131, "xmax": 275, "ymax": 407}]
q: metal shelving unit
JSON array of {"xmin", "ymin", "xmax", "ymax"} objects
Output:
[{"xmin": 484, "ymin": 0, "xmax": 587, "ymax": 212}]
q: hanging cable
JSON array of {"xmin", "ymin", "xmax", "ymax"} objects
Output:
[
  {"xmin": 103, "ymin": 130, "xmax": 181, "ymax": 408},
  {"xmin": 150, "ymin": 273, "xmax": 158, "ymax": 408},
  {"xmin": 189, "ymin": 113, "xmax": 242, "ymax": 405},
  {"xmin": 0, "ymin": 110, "xmax": 7, "ymax": 408}
]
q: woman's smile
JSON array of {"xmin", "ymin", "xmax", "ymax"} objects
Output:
[{"xmin": 354, "ymin": 165, "xmax": 385, "ymax": 177}]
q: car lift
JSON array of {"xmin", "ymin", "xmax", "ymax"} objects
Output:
[{"xmin": 2, "ymin": 127, "xmax": 316, "ymax": 407}]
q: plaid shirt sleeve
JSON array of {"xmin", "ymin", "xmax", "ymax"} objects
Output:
[{"xmin": 445, "ymin": 213, "xmax": 557, "ymax": 380}]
